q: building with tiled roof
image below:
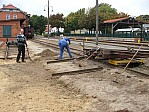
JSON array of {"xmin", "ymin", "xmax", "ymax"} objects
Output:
[
  {"xmin": 0, "ymin": 4, "xmax": 18, "ymax": 10},
  {"xmin": 0, "ymin": 4, "xmax": 29, "ymax": 38},
  {"xmin": 103, "ymin": 17, "xmax": 130, "ymax": 24},
  {"xmin": 102, "ymin": 17, "xmax": 146, "ymax": 35}
]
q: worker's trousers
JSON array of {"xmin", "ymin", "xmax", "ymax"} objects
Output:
[
  {"xmin": 16, "ymin": 45, "xmax": 25, "ymax": 62},
  {"xmin": 60, "ymin": 44, "xmax": 72, "ymax": 59}
]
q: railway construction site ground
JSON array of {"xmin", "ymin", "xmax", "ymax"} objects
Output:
[{"xmin": 0, "ymin": 37, "xmax": 149, "ymax": 112}]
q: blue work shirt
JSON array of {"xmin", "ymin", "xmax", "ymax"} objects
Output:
[{"xmin": 58, "ymin": 38, "xmax": 70, "ymax": 47}]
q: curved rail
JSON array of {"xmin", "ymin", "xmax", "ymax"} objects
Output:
[
  {"xmin": 32, "ymin": 37, "xmax": 149, "ymax": 77},
  {"xmin": 32, "ymin": 39, "xmax": 84, "ymax": 56}
]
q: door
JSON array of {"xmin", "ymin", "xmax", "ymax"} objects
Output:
[{"xmin": 3, "ymin": 25, "xmax": 11, "ymax": 37}]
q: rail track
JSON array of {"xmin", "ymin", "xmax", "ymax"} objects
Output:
[
  {"xmin": 32, "ymin": 38, "xmax": 85, "ymax": 56},
  {"xmin": 32, "ymin": 37, "xmax": 149, "ymax": 77},
  {"xmin": 126, "ymin": 65, "xmax": 149, "ymax": 76},
  {"xmin": 0, "ymin": 37, "xmax": 148, "ymax": 77},
  {"xmin": 69, "ymin": 38, "xmax": 149, "ymax": 51}
]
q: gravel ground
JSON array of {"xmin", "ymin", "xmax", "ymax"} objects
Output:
[{"xmin": 0, "ymin": 40, "xmax": 149, "ymax": 112}]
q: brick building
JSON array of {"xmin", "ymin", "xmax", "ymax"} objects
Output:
[{"xmin": 0, "ymin": 4, "xmax": 29, "ymax": 38}]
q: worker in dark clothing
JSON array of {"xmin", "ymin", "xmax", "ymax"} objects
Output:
[
  {"xmin": 16, "ymin": 29, "xmax": 27, "ymax": 63},
  {"xmin": 58, "ymin": 37, "xmax": 72, "ymax": 59}
]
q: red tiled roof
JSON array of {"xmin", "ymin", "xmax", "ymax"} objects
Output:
[
  {"xmin": 1, "ymin": 4, "xmax": 18, "ymax": 9},
  {"xmin": 103, "ymin": 17, "xmax": 130, "ymax": 23}
]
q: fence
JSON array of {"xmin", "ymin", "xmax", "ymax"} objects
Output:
[{"xmin": 64, "ymin": 31, "xmax": 149, "ymax": 41}]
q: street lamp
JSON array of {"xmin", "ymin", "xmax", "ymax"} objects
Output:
[
  {"xmin": 96, "ymin": 0, "xmax": 99, "ymax": 46},
  {"xmin": 44, "ymin": 0, "xmax": 53, "ymax": 39}
]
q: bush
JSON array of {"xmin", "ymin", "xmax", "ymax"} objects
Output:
[{"xmin": 43, "ymin": 33, "xmax": 48, "ymax": 37}]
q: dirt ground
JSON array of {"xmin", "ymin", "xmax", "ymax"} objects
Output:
[{"xmin": 0, "ymin": 40, "xmax": 149, "ymax": 112}]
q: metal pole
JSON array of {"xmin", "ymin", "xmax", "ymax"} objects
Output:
[
  {"xmin": 48, "ymin": 0, "xmax": 50, "ymax": 39},
  {"xmin": 133, "ymin": 17, "xmax": 134, "ymax": 38},
  {"xmin": 96, "ymin": 0, "xmax": 99, "ymax": 46}
]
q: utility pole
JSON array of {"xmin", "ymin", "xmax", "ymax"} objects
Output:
[
  {"xmin": 96, "ymin": 0, "xmax": 99, "ymax": 46},
  {"xmin": 44, "ymin": 0, "xmax": 53, "ymax": 39},
  {"xmin": 47, "ymin": 0, "xmax": 50, "ymax": 39}
]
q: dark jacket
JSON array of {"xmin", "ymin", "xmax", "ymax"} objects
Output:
[{"xmin": 16, "ymin": 34, "xmax": 27, "ymax": 46}]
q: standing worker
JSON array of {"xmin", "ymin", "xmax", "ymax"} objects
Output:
[
  {"xmin": 16, "ymin": 29, "xmax": 27, "ymax": 63},
  {"xmin": 58, "ymin": 36, "xmax": 73, "ymax": 60}
]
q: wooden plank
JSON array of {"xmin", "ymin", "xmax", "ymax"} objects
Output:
[
  {"xmin": 52, "ymin": 67, "xmax": 103, "ymax": 76},
  {"xmin": 47, "ymin": 56, "xmax": 85, "ymax": 64}
]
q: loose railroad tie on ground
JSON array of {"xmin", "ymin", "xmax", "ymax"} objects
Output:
[
  {"xmin": 46, "ymin": 57, "xmax": 103, "ymax": 77},
  {"xmin": 47, "ymin": 56, "xmax": 85, "ymax": 64},
  {"xmin": 51, "ymin": 67, "xmax": 103, "ymax": 76}
]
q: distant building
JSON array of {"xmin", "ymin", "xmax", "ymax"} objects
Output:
[
  {"xmin": 44, "ymin": 25, "xmax": 52, "ymax": 34},
  {"xmin": 44, "ymin": 25, "xmax": 64, "ymax": 34},
  {"xmin": 143, "ymin": 24, "xmax": 149, "ymax": 32},
  {"xmin": 115, "ymin": 28, "xmax": 141, "ymax": 32},
  {"xmin": 0, "ymin": 4, "xmax": 29, "ymax": 37}
]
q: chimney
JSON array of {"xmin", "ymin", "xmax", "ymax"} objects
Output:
[{"xmin": 3, "ymin": 4, "xmax": 6, "ymax": 8}]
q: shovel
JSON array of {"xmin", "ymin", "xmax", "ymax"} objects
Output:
[
  {"xmin": 113, "ymin": 45, "xmax": 142, "ymax": 83},
  {"xmin": 26, "ymin": 45, "xmax": 34, "ymax": 62}
]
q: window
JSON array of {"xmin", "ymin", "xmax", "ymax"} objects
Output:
[
  {"xmin": 6, "ymin": 14, "xmax": 10, "ymax": 20},
  {"xmin": 13, "ymin": 14, "xmax": 17, "ymax": 19}
]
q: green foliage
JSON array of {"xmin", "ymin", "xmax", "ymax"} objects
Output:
[
  {"xmin": 49, "ymin": 13, "xmax": 64, "ymax": 27},
  {"xmin": 29, "ymin": 15, "xmax": 48, "ymax": 35},
  {"xmin": 98, "ymin": 3, "xmax": 117, "ymax": 20},
  {"xmin": 65, "ymin": 12, "xmax": 78, "ymax": 32},
  {"xmin": 64, "ymin": 3, "xmax": 129, "ymax": 34},
  {"xmin": 29, "ymin": 3, "xmax": 132, "ymax": 35},
  {"xmin": 136, "ymin": 15, "xmax": 149, "ymax": 22},
  {"xmin": 49, "ymin": 13, "xmax": 65, "ymax": 35}
]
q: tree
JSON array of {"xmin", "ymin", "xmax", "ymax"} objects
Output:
[
  {"xmin": 49, "ymin": 13, "xmax": 65, "ymax": 35},
  {"xmin": 29, "ymin": 15, "xmax": 47, "ymax": 35},
  {"xmin": 136, "ymin": 15, "xmax": 149, "ymax": 22},
  {"xmin": 65, "ymin": 12, "xmax": 79, "ymax": 33},
  {"xmin": 116, "ymin": 12, "xmax": 129, "ymax": 18},
  {"xmin": 65, "ymin": 3, "xmax": 123, "ymax": 34},
  {"xmin": 97, "ymin": 3, "xmax": 118, "ymax": 21}
]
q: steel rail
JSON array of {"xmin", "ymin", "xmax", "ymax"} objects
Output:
[
  {"xmin": 69, "ymin": 37, "xmax": 149, "ymax": 47},
  {"xmin": 33, "ymin": 39, "xmax": 82, "ymax": 52},
  {"xmin": 32, "ymin": 39, "xmax": 84, "ymax": 56},
  {"xmin": 127, "ymin": 68, "xmax": 149, "ymax": 76},
  {"xmin": 72, "ymin": 39, "xmax": 149, "ymax": 51}
]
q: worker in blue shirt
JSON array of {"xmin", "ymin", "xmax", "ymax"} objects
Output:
[{"xmin": 58, "ymin": 37, "xmax": 72, "ymax": 59}]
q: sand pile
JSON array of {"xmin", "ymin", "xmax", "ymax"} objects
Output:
[{"xmin": 37, "ymin": 49, "xmax": 58, "ymax": 57}]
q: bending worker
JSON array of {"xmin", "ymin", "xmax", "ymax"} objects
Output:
[
  {"xmin": 16, "ymin": 29, "xmax": 27, "ymax": 63},
  {"xmin": 58, "ymin": 37, "xmax": 72, "ymax": 59}
]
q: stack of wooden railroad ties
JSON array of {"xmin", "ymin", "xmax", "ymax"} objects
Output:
[{"xmin": 77, "ymin": 38, "xmax": 149, "ymax": 66}]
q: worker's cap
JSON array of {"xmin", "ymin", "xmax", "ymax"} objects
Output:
[
  {"xmin": 20, "ymin": 28, "xmax": 24, "ymax": 34},
  {"xmin": 20, "ymin": 29, "xmax": 24, "ymax": 32},
  {"xmin": 60, "ymin": 34, "xmax": 63, "ymax": 37},
  {"xmin": 60, "ymin": 37, "xmax": 64, "ymax": 39}
]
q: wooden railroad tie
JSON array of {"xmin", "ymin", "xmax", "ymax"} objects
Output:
[{"xmin": 52, "ymin": 66, "xmax": 103, "ymax": 76}]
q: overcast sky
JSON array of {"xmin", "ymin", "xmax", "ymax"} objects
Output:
[{"xmin": 1, "ymin": 0, "xmax": 149, "ymax": 17}]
